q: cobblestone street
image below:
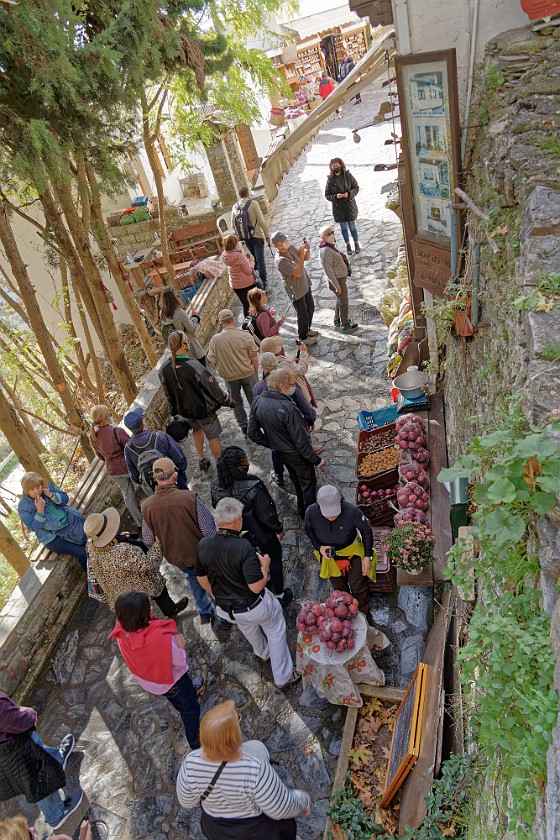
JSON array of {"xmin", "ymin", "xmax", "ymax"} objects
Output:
[{"xmin": 0, "ymin": 77, "xmax": 433, "ymax": 840}]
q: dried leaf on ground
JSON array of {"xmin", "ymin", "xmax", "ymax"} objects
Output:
[{"xmin": 348, "ymin": 746, "xmax": 372, "ymax": 766}]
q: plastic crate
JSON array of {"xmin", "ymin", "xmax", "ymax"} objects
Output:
[
  {"xmin": 356, "ymin": 446, "xmax": 400, "ymax": 480},
  {"xmin": 357, "ymin": 404, "xmax": 399, "ymax": 430},
  {"xmin": 358, "ymin": 422, "xmax": 397, "ymax": 454},
  {"xmin": 357, "ymin": 468, "xmax": 398, "ymax": 525}
]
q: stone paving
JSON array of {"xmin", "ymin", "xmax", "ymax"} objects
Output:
[{"xmin": 0, "ymin": 78, "xmax": 433, "ymax": 840}]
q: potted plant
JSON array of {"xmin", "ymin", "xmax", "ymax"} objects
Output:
[
  {"xmin": 453, "ymin": 297, "xmax": 474, "ymax": 337},
  {"xmin": 382, "ymin": 522, "xmax": 435, "ymax": 575}
]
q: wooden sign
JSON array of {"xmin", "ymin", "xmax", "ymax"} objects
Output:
[
  {"xmin": 411, "ymin": 238, "xmax": 452, "ymax": 296},
  {"xmin": 381, "ymin": 663, "xmax": 428, "ymax": 807}
]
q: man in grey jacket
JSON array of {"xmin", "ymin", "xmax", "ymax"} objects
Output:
[
  {"xmin": 318, "ymin": 225, "xmax": 358, "ymax": 333},
  {"xmin": 231, "ymin": 187, "xmax": 271, "ymax": 287},
  {"xmin": 271, "ymin": 230, "xmax": 318, "ymax": 346}
]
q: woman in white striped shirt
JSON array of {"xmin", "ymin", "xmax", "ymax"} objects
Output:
[{"xmin": 176, "ymin": 700, "xmax": 311, "ymax": 839}]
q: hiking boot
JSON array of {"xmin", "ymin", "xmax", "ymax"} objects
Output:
[
  {"xmin": 302, "ymin": 336, "xmax": 317, "ymax": 347},
  {"xmin": 278, "ymin": 587, "xmax": 294, "ymax": 609},
  {"xmin": 354, "ymin": 242, "xmax": 361, "ymax": 253},
  {"xmin": 59, "ymin": 734, "xmax": 75, "ymax": 771},
  {"xmin": 346, "ymin": 243, "xmax": 352, "ymax": 255},
  {"xmin": 168, "ymin": 596, "xmax": 189, "ymax": 618},
  {"xmin": 199, "ymin": 612, "xmax": 214, "ymax": 625},
  {"xmin": 307, "ymin": 329, "xmax": 319, "ymax": 337},
  {"xmin": 49, "ymin": 790, "xmax": 84, "ymax": 830},
  {"xmin": 340, "ymin": 322, "xmax": 359, "ymax": 334},
  {"xmin": 198, "ymin": 458, "xmax": 210, "ymax": 471}
]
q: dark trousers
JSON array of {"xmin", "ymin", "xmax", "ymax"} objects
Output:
[
  {"xmin": 260, "ymin": 534, "xmax": 284, "ymax": 595},
  {"xmin": 234, "ymin": 284, "xmax": 257, "ymax": 317},
  {"xmin": 271, "ymin": 450, "xmax": 284, "ymax": 480},
  {"xmin": 201, "ymin": 810, "xmax": 296, "ymax": 840},
  {"xmin": 47, "ymin": 536, "xmax": 87, "ymax": 571},
  {"xmin": 278, "ymin": 452, "xmax": 317, "ymax": 517},
  {"xmin": 163, "ymin": 670, "xmax": 200, "ymax": 748},
  {"xmin": 176, "ymin": 470, "xmax": 188, "ymax": 490},
  {"xmin": 292, "ymin": 290, "xmax": 315, "ymax": 340},
  {"xmin": 245, "ymin": 237, "xmax": 267, "ymax": 286},
  {"xmin": 329, "ymin": 555, "xmax": 371, "ymax": 614},
  {"xmin": 153, "ymin": 584, "xmax": 181, "ymax": 617}
]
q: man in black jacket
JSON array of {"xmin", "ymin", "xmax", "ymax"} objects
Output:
[
  {"xmin": 247, "ymin": 367, "xmax": 326, "ymax": 517},
  {"xmin": 159, "ymin": 331, "xmax": 235, "ymax": 470}
]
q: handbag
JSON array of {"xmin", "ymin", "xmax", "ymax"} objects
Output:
[{"xmin": 86, "ymin": 562, "xmax": 106, "ymax": 603}]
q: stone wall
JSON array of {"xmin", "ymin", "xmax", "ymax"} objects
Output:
[
  {"xmin": 109, "ymin": 206, "xmax": 221, "ymax": 263},
  {"xmin": 439, "ymin": 24, "xmax": 560, "ymax": 840},
  {"xmin": 0, "ymin": 268, "xmax": 234, "ymax": 703}
]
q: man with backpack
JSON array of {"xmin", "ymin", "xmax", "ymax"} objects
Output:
[
  {"xmin": 231, "ymin": 187, "xmax": 270, "ymax": 288},
  {"xmin": 124, "ymin": 408, "xmax": 188, "ymax": 497},
  {"xmin": 338, "ymin": 54, "xmax": 362, "ymax": 105}
]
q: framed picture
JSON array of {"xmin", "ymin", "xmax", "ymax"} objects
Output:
[
  {"xmin": 381, "ymin": 662, "xmax": 428, "ymax": 807},
  {"xmin": 396, "ymin": 51, "xmax": 462, "ymax": 297}
]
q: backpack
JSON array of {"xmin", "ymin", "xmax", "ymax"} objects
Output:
[
  {"xmin": 161, "ymin": 322, "xmax": 175, "ymax": 348},
  {"xmin": 241, "ymin": 314, "xmax": 263, "ymax": 347},
  {"xmin": 128, "ymin": 432, "xmax": 162, "ymax": 496},
  {"xmin": 233, "ymin": 200, "xmax": 254, "ymax": 242}
]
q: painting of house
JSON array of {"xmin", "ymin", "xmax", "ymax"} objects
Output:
[{"xmin": 409, "ymin": 71, "xmax": 444, "ymax": 115}]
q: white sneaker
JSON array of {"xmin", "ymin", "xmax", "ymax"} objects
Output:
[{"xmin": 303, "ymin": 336, "xmax": 317, "ymax": 346}]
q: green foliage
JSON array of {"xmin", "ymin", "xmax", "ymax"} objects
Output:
[
  {"xmin": 327, "ymin": 775, "xmax": 389, "ymax": 840},
  {"xmin": 513, "ymin": 271, "xmax": 560, "ymax": 313},
  {"xmin": 438, "ymin": 415, "xmax": 560, "ymax": 837},
  {"xmin": 0, "ymin": 556, "xmax": 18, "ymax": 612}
]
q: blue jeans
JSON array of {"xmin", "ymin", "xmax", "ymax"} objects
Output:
[
  {"xmin": 176, "ymin": 470, "xmax": 188, "ymax": 490},
  {"xmin": 163, "ymin": 670, "xmax": 200, "ymax": 748},
  {"xmin": 184, "ymin": 566, "xmax": 213, "ymax": 615},
  {"xmin": 30, "ymin": 733, "xmax": 65, "ymax": 825},
  {"xmin": 339, "ymin": 220, "xmax": 359, "ymax": 243},
  {"xmin": 245, "ymin": 236, "xmax": 267, "ymax": 286},
  {"xmin": 47, "ymin": 536, "xmax": 87, "ymax": 572}
]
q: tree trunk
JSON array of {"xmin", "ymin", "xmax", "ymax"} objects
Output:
[
  {"xmin": 83, "ymin": 159, "xmax": 158, "ymax": 368},
  {"xmin": 0, "ymin": 384, "xmax": 50, "ymax": 478},
  {"xmin": 59, "ymin": 259, "xmax": 97, "ymax": 394},
  {"xmin": 0, "ymin": 518, "xmax": 30, "ymax": 577},
  {"xmin": 0, "ymin": 201, "xmax": 95, "ymax": 462},
  {"xmin": 140, "ymin": 88, "xmax": 179, "ymax": 292},
  {"xmin": 39, "ymin": 186, "xmax": 137, "ymax": 403},
  {"xmin": 73, "ymin": 285, "xmax": 105, "ymax": 403},
  {"xmin": 0, "ymin": 371, "xmax": 45, "ymax": 452}
]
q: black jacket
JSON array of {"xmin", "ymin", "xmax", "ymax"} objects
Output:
[
  {"xmin": 0, "ymin": 731, "xmax": 66, "ymax": 803},
  {"xmin": 211, "ymin": 477, "xmax": 282, "ymax": 546},
  {"xmin": 159, "ymin": 357, "xmax": 232, "ymax": 421},
  {"xmin": 325, "ymin": 170, "xmax": 359, "ymax": 223},
  {"xmin": 304, "ymin": 499, "xmax": 374, "ymax": 556},
  {"xmin": 247, "ymin": 390, "xmax": 322, "ymax": 465}
]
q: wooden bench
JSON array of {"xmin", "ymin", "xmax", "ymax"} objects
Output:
[{"xmin": 171, "ymin": 220, "xmax": 222, "ymax": 256}]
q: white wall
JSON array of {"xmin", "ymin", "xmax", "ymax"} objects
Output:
[{"xmin": 394, "ymin": 0, "xmax": 528, "ymax": 108}]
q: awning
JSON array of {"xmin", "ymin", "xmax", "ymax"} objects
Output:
[
  {"xmin": 283, "ymin": 7, "xmax": 363, "ymax": 40},
  {"xmin": 261, "ymin": 25, "xmax": 396, "ymax": 201}
]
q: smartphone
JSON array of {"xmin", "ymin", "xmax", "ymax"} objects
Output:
[
  {"xmin": 303, "ymin": 237, "xmax": 308, "ymax": 245},
  {"xmin": 323, "ymin": 546, "xmax": 332, "ymax": 558}
]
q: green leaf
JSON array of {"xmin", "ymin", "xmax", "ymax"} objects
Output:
[
  {"xmin": 437, "ymin": 455, "xmax": 478, "ymax": 483},
  {"xmin": 509, "ymin": 434, "xmax": 559, "ymax": 460},
  {"xmin": 487, "ymin": 478, "xmax": 518, "ymax": 504},
  {"xmin": 483, "ymin": 509, "xmax": 526, "ymax": 548},
  {"xmin": 529, "ymin": 491, "xmax": 557, "ymax": 515},
  {"xmin": 475, "ymin": 429, "xmax": 515, "ymax": 448}
]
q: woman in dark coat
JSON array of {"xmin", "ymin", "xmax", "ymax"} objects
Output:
[
  {"xmin": 325, "ymin": 157, "xmax": 361, "ymax": 254},
  {"xmin": 210, "ymin": 447, "xmax": 292, "ymax": 608}
]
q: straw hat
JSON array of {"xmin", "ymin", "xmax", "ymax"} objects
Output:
[{"xmin": 84, "ymin": 507, "xmax": 121, "ymax": 548}]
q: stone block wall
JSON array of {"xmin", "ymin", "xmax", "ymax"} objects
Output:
[
  {"xmin": 439, "ymin": 24, "xmax": 560, "ymax": 840},
  {"xmin": 0, "ymin": 268, "xmax": 233, "ymax": 703},
  {"xmin": 109, "ymin": 207, "xmax": 221, "ymax": 263}
]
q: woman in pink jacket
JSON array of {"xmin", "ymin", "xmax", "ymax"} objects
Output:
[
  {"xmin": 247, "ymin": 288, "xmax": 286, "ymax": 339},
  {"xmin": 221, "ymin": 234, "xmax": 256, "ymax": 317}
]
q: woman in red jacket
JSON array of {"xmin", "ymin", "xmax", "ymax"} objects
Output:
[{"xmin": 221, "ymin": 234, "xmax": 256, "ymax": 317}]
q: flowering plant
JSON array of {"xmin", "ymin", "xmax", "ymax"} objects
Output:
[{"xmin": 382, "ymin": 522, "xmax": 435, "ymax": 573}]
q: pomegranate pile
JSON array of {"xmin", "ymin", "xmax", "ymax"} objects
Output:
[{"xmin": 296, "ymin": 591, "xmax": 360, "ymax": 652}]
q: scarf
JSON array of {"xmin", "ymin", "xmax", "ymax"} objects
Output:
[{"xmin": 319, "ymin": 239, "xmax": 350, "ymax": 272}]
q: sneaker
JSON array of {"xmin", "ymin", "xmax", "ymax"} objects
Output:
[
  {"xmin": 334, "ymin": 320, "xmax": 341, "ymax": 329},
  {"xmin": 58, "ymin": 734, "xmax": 75, "ymax": 771},
  {"xmin": 302, "ymin": 336, "xmax": 317, "ymax": 347},
  {"xmin": 346, "ymin": 243, "xmax": 352, "ymax": 255},
  {"xmin": 340, "ymin": 322, "xmax": 359, "ymax": 334},
  {"xmin": 277, "ymin": 587, "xmax": 293, "ymax": 609},
  {"xmin": 338, "ymin": 112, "xmax": 343, "ymax": 119},
  {"xmin": 192, "ymin": 675, "xmax": 204, "ymax": 696},
  {"xmin": 270, "ymin": 470, "xmax": 285, "ymax": 487},
  {"xmin": 354, "ymin": 242, "xmax": 361, "ymax": 253},
  {"xmin": 199, "ymin": 613, "xmax": 213, "ymax": 625},
  {"xmin": 307, "ymin": 329, "xmax": 319, "ymax": 337},
  {"xmin": 198, "ymin": 458, "xmax": 210, "ymax": 471},
  {"xmin": 48, "ymin": 789, "xmax": 84, "ymax": 830},
  {"xmin": 168, "ymin": 596, "xmax": 189, "ymax": 618}
]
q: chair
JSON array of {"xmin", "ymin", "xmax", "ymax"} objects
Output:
[{"xmin": 217, "ymin": 211, "xmax": 233, "ymax": 238}]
